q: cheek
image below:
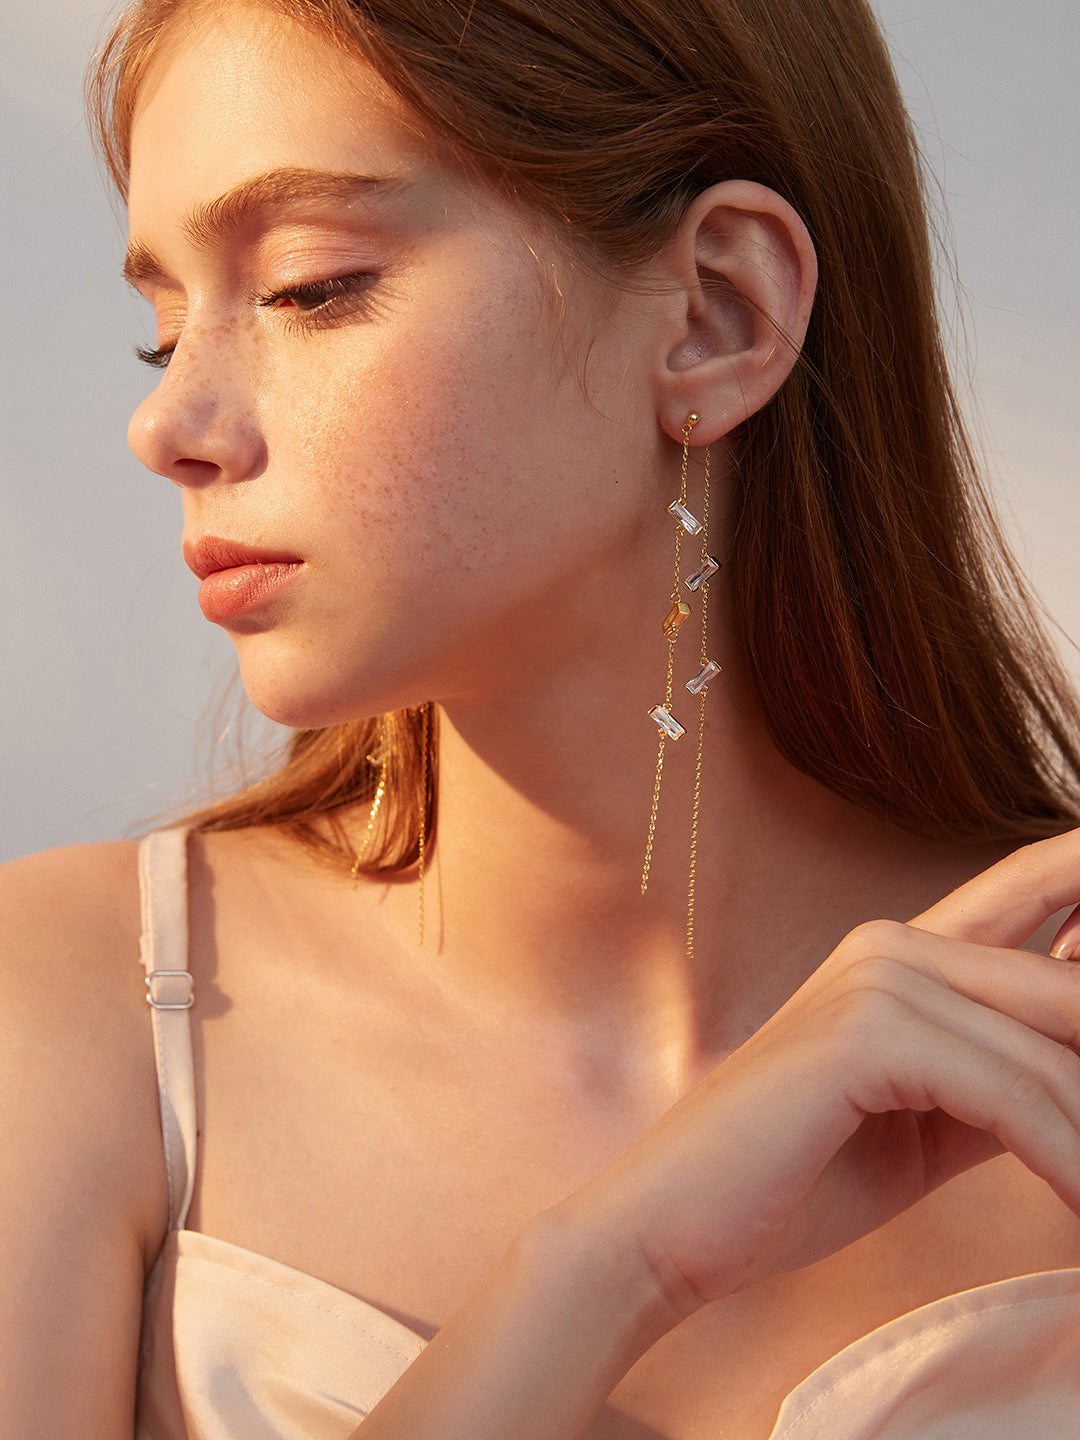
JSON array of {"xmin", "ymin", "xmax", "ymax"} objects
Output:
[
  {"xmin": 267, "ymin": 288, "xmax": 594, "ymax": 590},
  {"xmin": 222, "ymin": 275, "xmax": 652, "ymax": 721}
]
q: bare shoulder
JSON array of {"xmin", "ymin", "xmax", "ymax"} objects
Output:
[
  {"xmin": 0, "ymin": 838, "xmax": 167, "ymax": 1255},
  {"xmin": 0, "ymin": 839, "xmax": 169, "ymax": 1430},
  {"xmin": 0, "ymin": 837, "xmax": 142, "ymax": 958}
]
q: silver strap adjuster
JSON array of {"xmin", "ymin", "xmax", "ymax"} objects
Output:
[{"xmin": 145, "ymin": 970, "xmax": 195, "ymax": 1010}]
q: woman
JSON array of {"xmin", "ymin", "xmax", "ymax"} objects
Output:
[{"xmin": 3, "ymin": 0, "xmax": 1080, "ymax": 1435}]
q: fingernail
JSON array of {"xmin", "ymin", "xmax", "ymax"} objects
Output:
[{"xmin": 1049, "ymin": 903, "xmax": 1080, "ymax": 961}]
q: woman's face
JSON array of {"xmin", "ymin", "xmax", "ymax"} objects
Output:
[{"xmin": 125, "ymin": 3, "xmax": 665, "ymax": 728}]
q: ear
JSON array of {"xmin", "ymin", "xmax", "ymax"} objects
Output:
[{"xmin": 654, "ymin": 181, "xmax": 818, "ymax": 445}]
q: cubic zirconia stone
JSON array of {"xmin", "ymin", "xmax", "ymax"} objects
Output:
[
  {"xmin": 685, "ymin": 555, "xmax": 720, "ymax": 592},
  {"xmin": 667, "ymin": 499, "xmax": 703, "ymax": 535},
  {"xmin": 685, "ymin": 659, "xmax": 723, "ymax": 695},
  {"xmin": 662, "ymin": 600, "xmax": 692, "ymax": 638},
  {"xmin": 649, "ymin": 705, "xmax": 686, "ymax": 740}
]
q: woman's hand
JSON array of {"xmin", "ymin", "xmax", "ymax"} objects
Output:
[
  {"xmin": 564, "ymin": 827, "xmax": 1080, "ymax": 1323},
  {"xmin": 358, "ymin": 829, "xmax": 1080, "ymax": 1440}
]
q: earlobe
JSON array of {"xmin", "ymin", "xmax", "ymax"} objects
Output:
[{"xmin": 657, "ymin": 181, "xmax": 818, "ymax": 444}]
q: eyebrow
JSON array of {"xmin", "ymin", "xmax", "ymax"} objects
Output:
[{"xmin": 122, "ymin": 167, "xmax": 407, "ymax": 286}]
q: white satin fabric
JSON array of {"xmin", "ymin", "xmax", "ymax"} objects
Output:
[
  {"xmin": 133, "ymin": 832, "xmax": 1080, "ymax": 1439},
  {"xmin": 768, "ymin": 1267, "xmax": 1080, "ymax": 1437},
  {"xmin": 136, "ymin": 1230, "xmax": 424, "ymax": 1438}
]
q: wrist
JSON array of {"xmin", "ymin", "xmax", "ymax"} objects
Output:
[{"xmin": 529, "ymin": 1192, "xmax": 693, "ymax": 1374}]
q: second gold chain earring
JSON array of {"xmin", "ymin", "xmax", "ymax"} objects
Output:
[{"xmin": 641, "ymin": 414, "xmax": 723, "ymax": 963}]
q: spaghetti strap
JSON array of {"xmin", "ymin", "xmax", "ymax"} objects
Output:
[{"xmin": 138, "ymin": 828, "xmax": 197, "ymax": 1233}]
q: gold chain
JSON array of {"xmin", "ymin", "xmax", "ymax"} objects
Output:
[
  {"xmin": 641, "ymin": 654, "xmax": 674, "ymax": 894},
  {"xmin": 641, "ymin": 415, "xmax": 695, "ymax": 896},
  {"xmin": 350, "ymin": 733, "xmax": 389, "ymax": 887},
  {"xmin": 686, "ymin": 442, "xmax": 711, "ymax": 961},
  {"xmin": 417, "ymin": 702, "xmax": 429, "ymax": 947}
]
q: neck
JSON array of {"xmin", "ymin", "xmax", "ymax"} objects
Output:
[
  {"xmin": 342, "ymin": 457, "xmax": 997, "ymax": 1094},
  {"xmin": 376, "ymin": 664, "xmax": 993, "ymax": 1095}
]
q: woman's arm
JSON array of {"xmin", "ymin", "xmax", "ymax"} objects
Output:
[
  {"xmin": 0, "ymin": 844, "xmax": 165, "ymax": 1437},
  {"xmin": 5, "ymin": 833, "xmax": 1078, "ymax": 1439},
  {"xmin": 354, "ymin": 830, "xmax": 1080, "ymax": 1440},
  {"xmin": 348, "ymin": 1208, "xmax": 679, "ymax": 1440}
]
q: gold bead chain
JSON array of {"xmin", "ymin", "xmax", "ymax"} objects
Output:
[
  {"xmin": 641, "ymin": 414, "xmax": 695, "ymax": 898},
  {"xmin": 641, "ymin": 415, "xmax": 712, "ymax": 967},
  {"xmin": 640, "ymin": 666, "xmax": 674, "ymax": 897},
  {"xmin": 417, "ymin": 701, "xmax": 429, "ymax": 948},
  {"xmin": 350, "ymin": 738, "xmax": 389, "ymax": 887},
  {"xmin": 349, "ymin": 704, "xmax": 431, "ymax": 952},
  {"xmin": 686, "ymin": 442, "xmax": 711, "ymax": 962}
]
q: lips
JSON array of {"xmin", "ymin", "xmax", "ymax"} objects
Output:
[
  {"xmin": 183, "ymin": 535, "xmax": 305, "ymax": 624},
  {"xmin": 183, "ymin": 536, "xmax": 303, "ymax": 581}
]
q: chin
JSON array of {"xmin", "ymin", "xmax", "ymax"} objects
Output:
[
  {"xmin": 240, "ymin": 678, "xmax": 372, "ymax": 731},
  {"xmin": 236, "ymin": 656, "xmax": 428, "ymax": 731}
]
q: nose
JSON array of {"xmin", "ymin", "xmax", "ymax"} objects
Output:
[{"xmin": 127, "ymin": 328, "xmax": 267, "ymax": 487}]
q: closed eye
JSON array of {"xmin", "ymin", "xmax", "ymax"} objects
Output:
[
  {"xmin": 133, "ymin": 271, "xmax": 386, "ymax": 369},
  {"xmin": 255, "ymin": 271, "xmax": 383, "ymax": 323},
  {"xmin": 135, "ymin": 342, "xmax": 175, "ymax": 369}
]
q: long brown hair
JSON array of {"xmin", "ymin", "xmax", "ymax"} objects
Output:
[{"xmin": 89, "ymin": 0, "xmax": 1080, "ymax": 867}]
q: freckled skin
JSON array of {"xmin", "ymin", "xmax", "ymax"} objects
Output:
[
  {"xmin": 126, "ymin": 5, "xmax": 670, "ymax": 729},
  {"xmin": 112, "ymin": 27, "xmax": 1080, "ymax": 1435}
]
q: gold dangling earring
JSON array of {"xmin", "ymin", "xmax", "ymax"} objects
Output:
[
  {"xmin": 683, "ymin": 442, "xmax": 722, "ymax": 961},
  {"xmin": 351, "ymin": 721, "xmax": 390, "ymax": 886},
  {"xmin": 642, "ymin": 413, "xmax": 698, "ymax": 895},
  {"xmin": 641, "ymin": 414, "xmax": 723, "ymax": 964},
  {"xmin": 417, "ymin": 701, "xmax": 430, "ymax": 948}
]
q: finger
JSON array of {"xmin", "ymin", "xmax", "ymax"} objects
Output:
[
  {"xmin": 862, "ymin": 927, "xmax": 1080, "ymax": 1053},
  {"xmin": 875, "ymin": 944, "xmax": 1080, "ymax": 1071},
  {"xmin": 1050, "ymin": 903, "xmax": 1080, "ymax": 962},
  {"xmin": 908, "ymin": 827, "xmax": 1080, "ymax": 949},
  {"xmin": 856, "ymin": 995, "xmax": 1080, "ymax": 1214},
  {"xmin": 833, "ymin": 953, "xmax": 1080, "ymax": 1143},
  {"xmin": 826, "ymin": 921, "xmax": 1080, "ymax": 1051},
  {"xmin": 923, "ymin": 1045, "xmax": 1080, "ymax": 1215}
]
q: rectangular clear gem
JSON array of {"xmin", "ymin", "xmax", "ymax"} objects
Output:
[
  {"xmin": 685, "ymin": 555, "xmax": 720, "ymax": 592},
  {"xmin": 667, "ymin": 499, "xmax": 703, "ymax": 536},
  {"xmin": 648, "ymin": 705, "xmax": 686, "ymax": 740},
  {"xmin": 685, "ymin": 660, "xmax": 723, "ymax": 695}
]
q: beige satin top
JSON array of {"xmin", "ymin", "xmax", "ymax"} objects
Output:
[{"xmin": 133, "ymin": 830, "xmax": 1080, "ymax": 1439}]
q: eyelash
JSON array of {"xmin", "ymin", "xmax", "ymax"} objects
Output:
[{"xmin": 134, "ymin": 271, "xmax": 382, "ymax": 369}]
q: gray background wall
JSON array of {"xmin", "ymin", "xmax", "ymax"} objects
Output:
[{"xmin": 2, "ymin": 1, "xmax": 1078, "ymax": 862}]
